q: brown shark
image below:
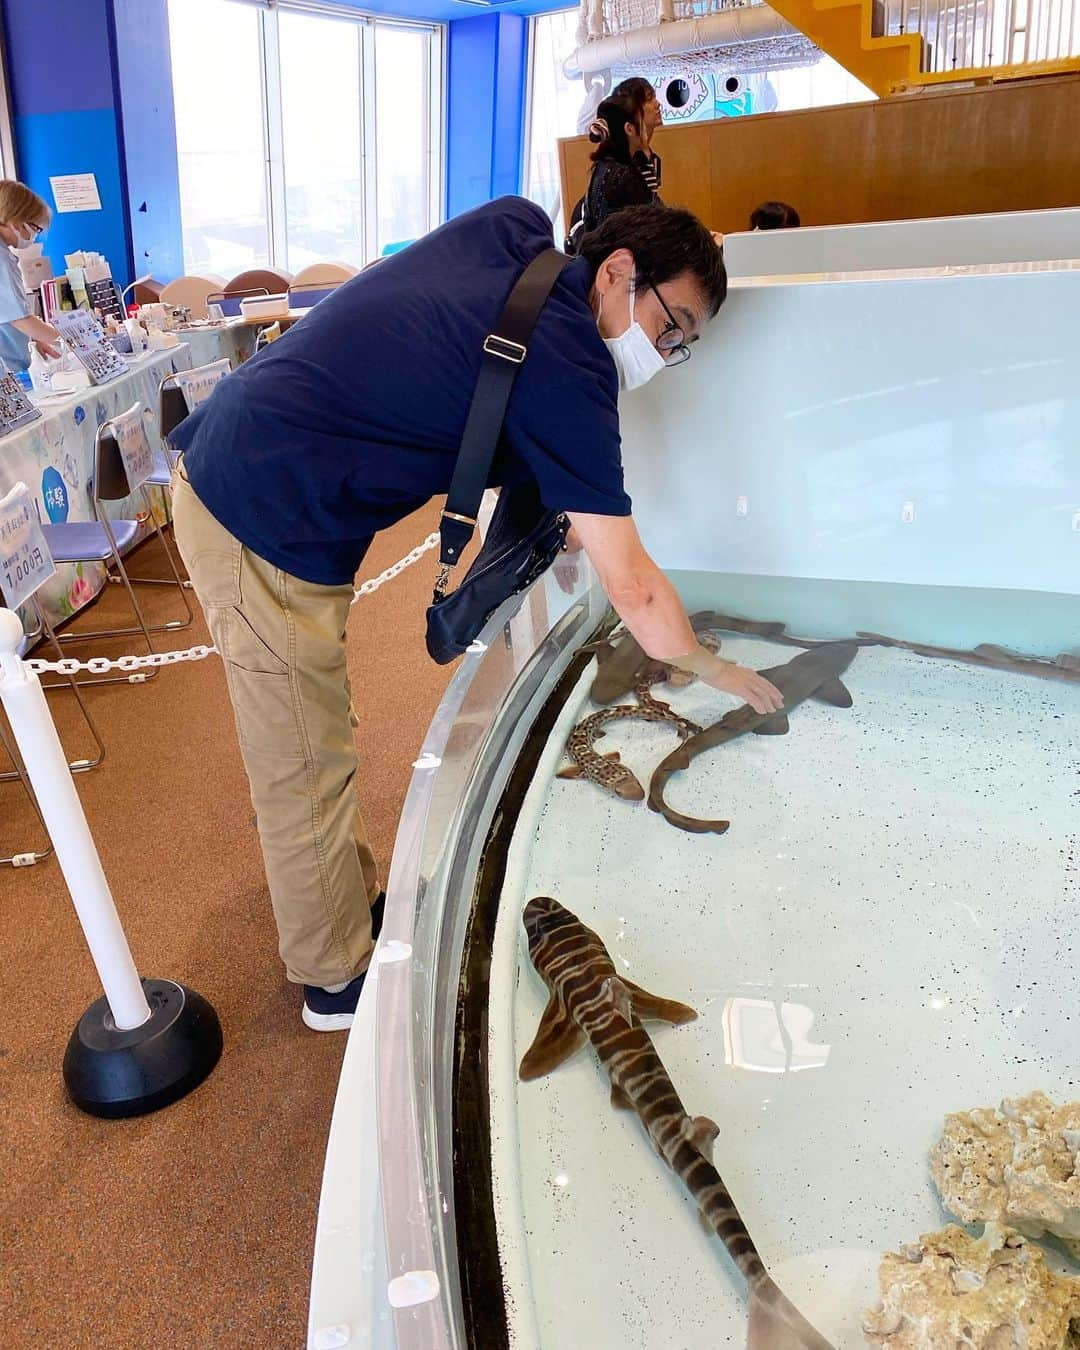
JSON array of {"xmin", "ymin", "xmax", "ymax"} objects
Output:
[
  {"xmin": 648, "ymin": 643, "xmax": 859, "ymax": 835},
  {"xmin": 520, "ymin": 896, "xmax": 835, "ymax": 1350},
  {"xmin": 557, "ymin": 674, "xmax": 702, "ymax": 801},
  {"xmin": 857, "ymin": 632, "xmax": 1080, "ymax": 685}
]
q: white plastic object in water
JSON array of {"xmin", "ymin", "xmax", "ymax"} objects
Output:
[
  {"xmin": 386, "ymin": 1270, "xmax": 440, "ymax": 1309},
  {"xmin": 0, "ymin": 610, "xmax": 151, "ymax": 1031},
  {"xmin": 376, "ymin": 940, "xmax": 412, "ymax": 965},
  {"xmin": 311, "ymin": 1325, "xmax": 352, "ymax": 1349}
]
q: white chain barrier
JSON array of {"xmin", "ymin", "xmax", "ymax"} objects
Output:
[{"xmin": 22, "ymin": 532, "xmax": 442, "ymax": 676}]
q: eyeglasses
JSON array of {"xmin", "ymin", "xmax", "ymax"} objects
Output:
[{"xmin": 645, "ymin": 280, "xmax": 691, "ymax": 367}]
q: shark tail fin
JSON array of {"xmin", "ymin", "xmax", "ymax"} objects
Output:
[{"xmin": 746, "ymin": 1277, "xmax": 835, "ymax": 1350}]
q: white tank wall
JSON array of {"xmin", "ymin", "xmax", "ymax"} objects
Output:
[
  {"xmin": 723, "ymin": 207, "xmax": 1080, "ymax": 278},
  {"xmin": 618, "ymin": 264, "xmax": 1080, "ymax": 596}
]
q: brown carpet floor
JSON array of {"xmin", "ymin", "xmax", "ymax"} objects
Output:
[{"xmin": 0, "ymin": 501, "xmax": 456, "ymax": 1347}]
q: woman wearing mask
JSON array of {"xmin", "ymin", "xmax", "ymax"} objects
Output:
[
  {"xmin": 0, "ymin": 181, "xmax": 60, "ymax": 371},
  {"xmin": 565, "ymin": 94, "xmax": 654, "ymax": 254}
]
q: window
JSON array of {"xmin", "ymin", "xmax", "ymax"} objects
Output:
[
  {"xmin": 168, "ymin": 0, "xmax": 443, "ymax": 277},
  {"xmin": 523, "ymin": 9, "xmax": 585, "ymax": 238},
  {"xmin": 375, "ymin": 25, "xmax": 434, "ymax": 257},
  {"xmin": 169, "ymin": 0, "xmax": 269, "ymax": 275}
]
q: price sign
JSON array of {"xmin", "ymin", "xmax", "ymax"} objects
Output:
[
  {"xmin": 0, "ymin": 481, "xmax": 56, "ymax": 610},
  {"xmin": 175, "ymin": 358, "xmax": 231, "ymax": 412},
  {"xmin": 111, "ymin": 403, "xmax": 154, "ymax": 491}
]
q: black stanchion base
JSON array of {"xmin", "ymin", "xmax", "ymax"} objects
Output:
[{"xmin": 63, "ymin": 978, "xmax": 223, "ymax": 1119}]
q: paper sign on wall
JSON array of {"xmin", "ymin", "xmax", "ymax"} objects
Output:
[
  {"xmin": 50, "ymin": 173, "xmax": 102, "ymax": 214},
  {"xmin": 0, "ymin": 481, "xmax": 56, "ymax": 610}
]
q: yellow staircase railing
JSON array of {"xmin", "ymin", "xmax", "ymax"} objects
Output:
[{"xmin": 761, "ymin": 0, "xmax": 1080, "ymax": 95}]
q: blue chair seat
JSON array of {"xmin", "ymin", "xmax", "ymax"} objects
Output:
[
  {"xmin": 43, "ymin": 519, "xmax": 140, "ymax": 564},
  {"xmin": 146, "ymin": 452, "xmax": 173, "ymax": 487}
]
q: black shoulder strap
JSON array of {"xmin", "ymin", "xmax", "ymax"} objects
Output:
[{"xmin": 437, "ymin": 247, "xmax": 573, "ymax": 578}]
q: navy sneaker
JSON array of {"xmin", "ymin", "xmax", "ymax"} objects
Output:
[{"xmin": 301, "ymin": 891, "xmax": 386, "ymax": 1032}]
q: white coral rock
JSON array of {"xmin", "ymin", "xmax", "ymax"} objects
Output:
[
  {"xmin": 862, "ymin": 1223, "xmax": 1080, "ymax": 1348},
  {"xmin": 931, "ymin": 1092, "xmax": 1080, "ymax": 1259}
]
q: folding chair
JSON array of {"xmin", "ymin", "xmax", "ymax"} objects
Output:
[
  {"xmin": 286, "ymin": 281, "xmax": 341, "ymax": 312},
  {"xmin": 42, "ymin": 406, "xmax": 189, "ymax": 680},
  {"xmin": 205, "ymin": 287, "xmax": 268, "ymax": 319},
  {"xmin": 0, "ymin": 717, "xmax": 52, "ymax": 867},
  {"xmin": 158, "ymin": 358, "xmax": 232, "ymax": 471},
  {"xmin": 0, "ymin": 598, "xmax": 106, "ymax": 777}
]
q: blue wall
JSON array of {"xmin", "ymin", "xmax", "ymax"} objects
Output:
[
  {"xmin": 447, "ymin": 13, "xmax": 528, "ymax": 219},
  {"xmin": 112, "ymin": 0, "xmax": 183, "ymax": 284},
  {"xmin": 2, "ymin": 0, "xmax": 133, "ymax": 284}
]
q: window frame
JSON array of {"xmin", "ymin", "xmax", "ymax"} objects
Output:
[{"xmin": 169, "ymin": 0, "xmax": 446, "ymax": 273}]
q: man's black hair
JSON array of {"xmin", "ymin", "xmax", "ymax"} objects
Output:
[
  {"xmin": 749, "ymin": 200, "xmax": 800, "ymax": 230},
  {"xmin": 577, "ymin": 203, "xmax": 727, "ymax": 317}
]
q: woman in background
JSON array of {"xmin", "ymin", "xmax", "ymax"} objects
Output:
[
  {"xmin": 0, "ymin": 180, "xmax": 60, "ymax": 371},
  {"xmin": 565, "ymin": 94, "xmax": 654, "ymax": 253},
  {"xmin": 611, "ymin": 76, "xmax": 664, "ymax": 196}
]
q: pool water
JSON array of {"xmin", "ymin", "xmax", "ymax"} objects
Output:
[{"xmin": 485, "ymin": 577, "xmax": 1079, "ymax": 1349}]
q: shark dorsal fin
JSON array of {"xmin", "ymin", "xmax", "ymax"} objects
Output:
[
  {"xmin": 610, "ymin": 1082, "xmax": 633, "ymax": 1110},
  {"xmin": 518, "ymin": 994, "xmax": 585, "ymax": 1080},
  {"xmin": 683, "ymin": 1114, "xmax": 720, "ymax": 1162}
]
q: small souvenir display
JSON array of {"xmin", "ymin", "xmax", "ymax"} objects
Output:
[
  {"xmin": 86, "ymin": 276, "xmax": 125, "ymax": 327},
  {"xmin": 54, "ymin": 310, "xmax": 128, "ymax": 386},
  {"xmin": 0, "ymin": 363, "xmax": 43, "ymax": 438}
]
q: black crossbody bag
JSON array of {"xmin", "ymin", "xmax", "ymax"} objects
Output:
[{"xmin": 425, "ymin": 248, "xmax": 574, "ymax": 664}]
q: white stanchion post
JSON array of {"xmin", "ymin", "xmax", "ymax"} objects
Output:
[
  {"xmin": 0, "ymin": 609, "xmax": 150, "ymax": 1031},
  {"xmin": 0, "ymin": 607, "xmax": 221, "ymax": 1117}
]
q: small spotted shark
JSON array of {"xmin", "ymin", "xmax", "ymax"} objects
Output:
[
  {"xmin": 520, "ymin": 896, "xmax": 834, "ymax": 1350},
  {"xmin": 556, "ymin": 672, "xmax": 702, "ymax": 801}
]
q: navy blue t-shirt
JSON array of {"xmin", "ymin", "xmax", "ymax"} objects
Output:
[{"xmin": 174, "ymin": 196, "xmax": 631, "ymax": 586}]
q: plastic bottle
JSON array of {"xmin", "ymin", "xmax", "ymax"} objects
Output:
[
  {"xmin": 28, "ymin": 346, "xmax": 54, "ymax": 395},
  {"xmin": 124, "ymin": 316, "xmax": 146, "ymax": 354}
]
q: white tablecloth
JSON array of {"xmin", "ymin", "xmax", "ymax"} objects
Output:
[{"xmin": 0, "ymin": 345, "xmax": 194, "ymax": 625}]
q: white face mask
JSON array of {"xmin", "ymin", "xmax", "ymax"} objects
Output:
[
  {"xmin": 601, "ymin": 281, "xmax": 666, "ymax": 393},
  {"xmin": 13, "ymin": 223, "xmax": 38, "ymax": 246}
]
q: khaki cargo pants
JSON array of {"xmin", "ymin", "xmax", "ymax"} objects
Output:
[{"xmin": 172, "ymin": 463, "xmax": 380, "ymax": 987}]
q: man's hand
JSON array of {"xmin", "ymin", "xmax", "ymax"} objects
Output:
[
  {"xmin": 34, "ymin": 338, "xmax": 61, "ymax": 360},
  {"xmin": 701, "ymin": 660, "xmax": 783, "ymax": 714}
]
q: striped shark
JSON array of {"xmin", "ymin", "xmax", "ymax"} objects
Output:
[
  {"xmin": 519, "ymin": 896, "xmax": 834, "ymax": 1350},
  {"xmin": 648, "ymin": 643, "xmax": 859, "ymax": 835},
  {"xmin": 556, "ymin": 673, "xmax": 702, "ymax": 801}
]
